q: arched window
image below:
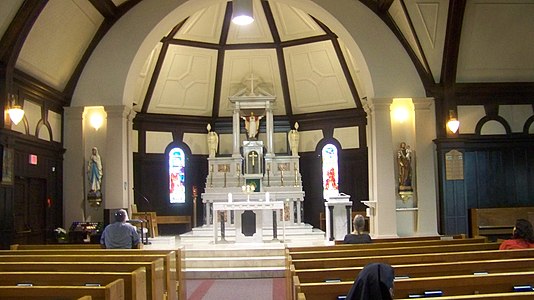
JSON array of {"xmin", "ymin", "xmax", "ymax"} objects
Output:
[
  {"xmin": 169, "ymin": 147, "xmax": 186, "ymax": 203},
  {"xmin": 322, "ymin": 143, "xmax": 339, "ymax": 199}
]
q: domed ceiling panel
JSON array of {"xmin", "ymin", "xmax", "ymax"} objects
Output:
[
  {"xmin": 133, "ymin": 44, "xmax": 161, "ymax": 109},
  {"xmin": 284, "ymin": 41, "xmax": 356, "ymax": 114},
  {"xmin": 0, "ymin": 1, "xmax": 23, "ymax": 39},
  {"xmin": 16, "ymin": 0, "xmax": 103, "ymax": 91},
  {"xmin": 218, "ymin": 49, "xmax": 285, "ymax": 117},
  {"xmin": 269, "ymin": 0, "xmax": 325, "ymax": 42},
  {"xmin": 173, "ymin": 3, "xmax": 226, "ymax": 44},
  {"xmin": 403, "ymin": 0, "xmax": 448, "ymax": 84},
  {"xmin": 457, "ymin": 1, "xmax": 534, "ymax": 82},
  {"xmin": 389, "ymin": 1, "xmax": 430, "ymax": 75},
  {"xmin": 147, "ymin": 45, "xmax": 217, "ymax": 116},
  {"xmin": 227, "ymin": 0, "xmax": 274, "ymax": 44}
]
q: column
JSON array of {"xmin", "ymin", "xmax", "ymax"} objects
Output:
[
  {"xmin": 127, "ymin": 109, "xmax": 137, "ymax": 212},
  {"xmin": 104, "ymin": 105, "xmax": 131, "ymax": 210},
  {"xmin": 63, "ymin": 106, "xmax": 86, "ymax": 227},
  {"xmin": 232, "ymin": 107, "xmax": 241, "ymax": 157},
  {"xmin": 265, "ymin": 101, "xmax": 274, "ymax": 157},
  {"xmin": 365, "ymin": 98, "xmax": 398, "ymax": 238},
  {"xmin": 413, "ymin": 98, "xmax": 439, "ymax": 236}
]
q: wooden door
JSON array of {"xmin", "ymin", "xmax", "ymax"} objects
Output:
[{"xmin": 13, "ymin": 177, "xmax": 47, "ymax": 244}]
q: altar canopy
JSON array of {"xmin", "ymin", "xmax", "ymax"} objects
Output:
[{"xmin": 201, "ymin": 74, "xmax": 306, "ymax": 243}]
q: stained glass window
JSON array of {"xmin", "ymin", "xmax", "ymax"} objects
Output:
[
  {"xmin": 169, "ymin": 147, "xmax": 186, "ymax": 203},
  {"xmin": 322, "ymin": 143, "xmax": 339, "ymax": 199}
]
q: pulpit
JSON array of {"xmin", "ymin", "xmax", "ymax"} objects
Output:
[{"xmin": 324, "ymin": 194, "xmax": 352, "ymax": 241}]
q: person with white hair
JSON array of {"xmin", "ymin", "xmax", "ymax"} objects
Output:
[{"xmin": 100, "ymin": 209, "xmax": 140, "ymax": 249}]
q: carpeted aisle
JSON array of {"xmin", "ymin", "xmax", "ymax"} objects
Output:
[{"xmin": 187, "ymin": 278, "xmax": 286, "ymax": 300}]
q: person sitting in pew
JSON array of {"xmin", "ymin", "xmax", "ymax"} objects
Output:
[
  {"xmin": 499, "ymin": 218, "xmax": 534, "ymax": 250},
  {"xmin": 343, "ymin": 214, "xmax": 372, "ymax": 244},
  {"xmin": 100, "ymin": 209, "xmax": 140, "ymax": 249},
  {"xmin": 346, "ymin": 262, "xmax": 395, "ymax": 300}
]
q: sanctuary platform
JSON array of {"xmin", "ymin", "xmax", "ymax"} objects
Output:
[{"xmin": 143, "ymin": 224, "xmax": 327, "ymax": 279}]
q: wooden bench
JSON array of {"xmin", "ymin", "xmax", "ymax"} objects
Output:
[
  {"xmin": 0, "ymin": 255, "xmax": 168, "ymax": 300},
  {"xmin": 8, "ymin": 245, "xmax": 186, "ymax": 300},
  {"xmin": 0, "ymin": 278, "xmax": 124, "ymax": 300},
  {"xmin": 289, "ymin": 237, "xmax": 488, "ymax": 259},
  {"xmin": 295, "ymin": 257, "xmax": 534, "ymax": 283},
  {"xmin": 290, "ymin": 243, "xmax": 500, "ymax": 262},
  {"xmin": 297, "ymin": 271, "xmax": 534, "ymax": 300},
  {"xmin": 291, "ymin": 247, "xmax": 534, "ymax": 270},
  {"xmin": 289, "ymin": 236, "xmax": 481, "ymax": 254},
  {"xmin": 470, "ymin": 207, "xmax": 534, "ymax": 239},
  {"xmin": 0, "ymin": 268, "xmax": 146, "ymax": 300},
  {"xmin": 156, "ymin": 215, "xmax": 191, "ymax": 232},
  {"xmin": 397, "ymin": 291, "xmax": 534, "ymax": 299}
]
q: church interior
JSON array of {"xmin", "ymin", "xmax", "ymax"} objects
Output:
[{"xmin": 1, "ymin": 0, "xmax": 534, "ymax": 299}]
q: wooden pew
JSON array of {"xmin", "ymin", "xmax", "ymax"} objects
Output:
[
  {"xmin": 470, "ymin": 207, "xmax": 534, "ymax": 239},
  {"xmin": 297, "ymin": 271, "xmax": 534, "ymax": 300},
  {"xmin": 0, "ymin": 269, "xmax": 146, "ymax": 300},
  {"xmin": 0, "ymin": 278, "xmax": 124, "ymax": 300},
  {"xmin": 289, "ymin": 238, "xmax": 489, "ymax": 259},
  {"xmin": 1, "ymin": 249, "xmax": 180, "ymax": 300},
  {"xmin": 0, "ymin": 260, "xmax": 164, "ymax": 300},
  {"xmin": 397, "ymin": 291, "xmax": 534, "ymax": 299},
  {"xmin": 292, "ymin": 248, "xmax": 534, "ymax": 270},
  {"xmin": 292, "ymin": 243, "xmax": 501, "ymax": 269},
  {"xmin": 289, "ymin": 236, "xmax": 475, "ymax": 252},
  {"xmin": 295, "ymin": 257, "xmax": 534, "ymax": 283},
  {"xmin": 10, "ymin": 244, "xmax": 101, "ymax": 250},
  {"xmin": 8, "ymin": 246, "xmax": 186, "ymax": 300}
]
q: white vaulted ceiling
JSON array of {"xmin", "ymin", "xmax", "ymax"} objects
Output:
[{"xmin": 134, "ymin": 0, "xmax": 360, "ymax": 117}]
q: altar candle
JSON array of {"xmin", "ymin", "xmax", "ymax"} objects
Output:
[
  {"xmin": 265, "ymin": 192, "xmax": 270, "ymax": 202},
  {"xmin": 228, "ymin": 193, "xmax": 233, "ymax": 203}
]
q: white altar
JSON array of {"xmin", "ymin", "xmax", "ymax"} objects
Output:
[
  {"xmin": 212, "ymin": 201, "xmax": 285, "ymax": 243},
  {"xmin": 324, "ymin": 194, "xmax": 352, "ymax": 241},
  {"xmin": 200, "ymin": 74, "xmax": 309, "ymax": 243}
]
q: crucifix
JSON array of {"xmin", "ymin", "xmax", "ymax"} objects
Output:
[{"xmin": 248, "ymin": 151, "xmax": 259, "ymax": 174}]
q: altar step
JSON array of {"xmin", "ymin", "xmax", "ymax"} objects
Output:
[
  {"xmin": 177, "ymin": 223, "xmax": 327, "ymax": 279},
  {"xmin": 183, "ymin": 244, "xmax": 287, "ymax": 279}
]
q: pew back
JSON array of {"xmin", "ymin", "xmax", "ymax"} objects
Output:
[
  {"xmin": 0, "ymin": 269, "xmax": 146, "ymax": 300},
  {"xmin": 292, "ymin": 248, "xmax": 534, "ymax": 269},
  {"xmin": 0, "ymin": 260, "xmax": 164, "ymax": 300},
  {"xmin": 0, "ymin": 249, "xmax": 180, "ymax": 300},
  {"xmin": 0, "ymin": 278, "xmax": 124, "ymax": 300}
]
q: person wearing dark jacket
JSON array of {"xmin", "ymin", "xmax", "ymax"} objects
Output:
[
  {"xmin": 346, "ymin": 263, "xmax": 395, "ymax": 300},
  {"xmin": 343, "ymin": 214, "xmax": 372, "ymax": 244}
]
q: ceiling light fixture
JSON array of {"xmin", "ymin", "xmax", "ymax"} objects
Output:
[
  {"xmin": 447, "ymin": 110, "xmax": 460, "ymax": 134},
  {"xmin": 7, "ymin": 93, "xmax": 24, "ymax": 125},
  {"xmin": 232, "ymin": 0, "xmax": 254, "ymax": 25}
]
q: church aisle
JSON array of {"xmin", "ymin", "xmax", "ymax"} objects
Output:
[{"xmin": 186, "ymin": 278, "xmax": 286, "ymax": 300}]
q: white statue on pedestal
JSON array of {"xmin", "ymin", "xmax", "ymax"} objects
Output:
[
  {"xmin": 207, "ymin": 123, "xmax": 218, "ymax": 158},
  {"xmin": 242, "ymin": 112, "xmax": 263, "ymax": 140},
  {"xmin": 288, "ymin": 122, "xmax": 300, "ymax": 156}
]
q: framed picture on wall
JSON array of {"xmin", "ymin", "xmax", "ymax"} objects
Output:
[{"xmin": 1, "ymin": 147, "xmax": 14, "ymax": 185}]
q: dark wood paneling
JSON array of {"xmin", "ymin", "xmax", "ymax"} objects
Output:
[{"xmin": 437, "ymin": 137, "xmax": 534, "ymax": 236}]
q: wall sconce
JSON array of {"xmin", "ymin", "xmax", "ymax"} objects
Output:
[
  {"xmin": 7, "ymin": 93, "xmax": 25, "ymax": 125},
  {"xmin": 447, "ymin": 110, "xmax": 460, "ymax": 134},
  {"xmin": 393, "ymin": 106, "xmax": 409, "ymax": 123},
  {"xmin": 89, "ymin": 112, "xmax": 104, "ymax": 130},
  {"xmin": 232, "ymin": 0, "xmax": 254, "ymax": 25}
]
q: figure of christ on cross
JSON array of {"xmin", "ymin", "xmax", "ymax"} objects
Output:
[{"xmin": 248, "ymin": 151, "xmax": 259, "ymax": 174}]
